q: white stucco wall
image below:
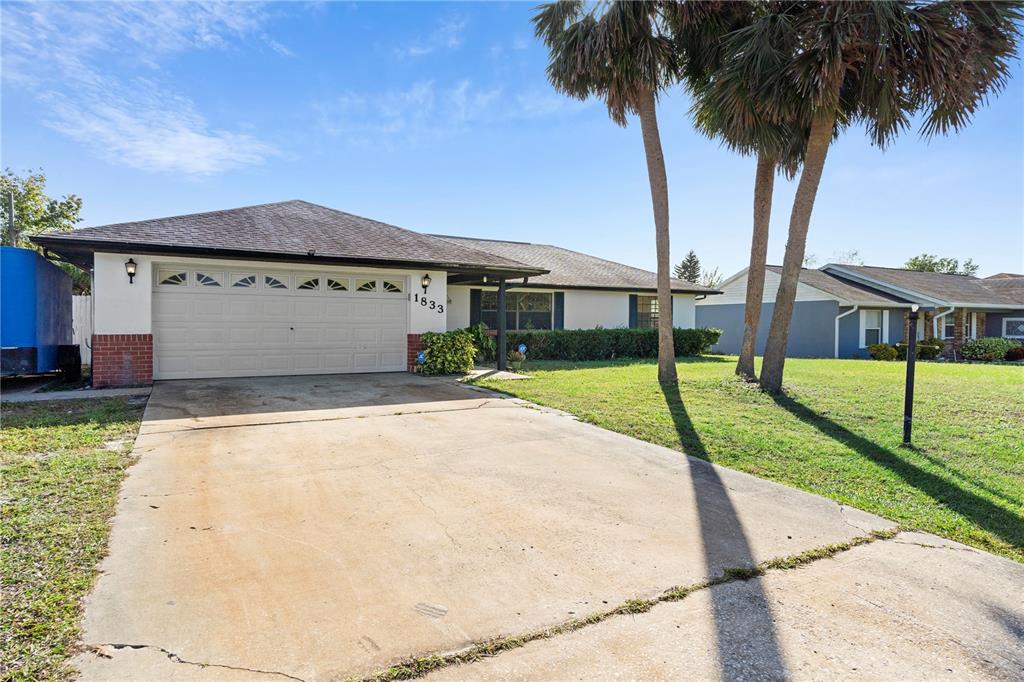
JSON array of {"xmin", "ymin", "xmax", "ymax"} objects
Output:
[
  {"xmin": 94, "ymin": 252, "xmax": 154, "ymax": 334},
  {"xmin": 564, "ymin": 290, "xmax": 629, "ymax": 328},
  {"xmin": 673, "ymin": 295, "xmax": 696, "ymax": 328},
  {"xmin": 93, "ymin": 252, "xmax": 447, "ymax": 335},
  {"xmin": 409, "ymin": 269, "xmax": 448, "ymax": 334},
  {"xmin": 446, "ymin": 285, "xmax": 472, "ymax": 331}
]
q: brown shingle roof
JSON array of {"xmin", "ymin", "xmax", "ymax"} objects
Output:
[
  {"xmin": 823, "ymin": 264, "xmax": 1023, "ymax": 306},
  {"xmin": 433, "ymin": 235, "xmax": 720, "ymax": 294},
  {"xmin": 763, "ymin": 266, "xmax": 911, "ymax": 305},
  {"xmin": 32, "ymin": 200, "xmax": 544, "ymax": 275}
]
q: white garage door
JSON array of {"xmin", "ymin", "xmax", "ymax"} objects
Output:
[{"xmin": 152, "ymin": 266, "xmax": 408, "ymax": 380}]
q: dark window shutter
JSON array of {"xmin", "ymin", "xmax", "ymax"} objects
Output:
[
  {"xmin": 554, "ymin": 292, "xmax": 565, "ymax": 330},
  {"xmin": 628, "ymin": 294, "xmax": 638, "ymax": 328},
  {"xmin": 469, "ymin": 289, "xmax": 482, "ymax": 326}
]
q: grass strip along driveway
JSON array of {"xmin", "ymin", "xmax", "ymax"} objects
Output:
[
  {"xmin": 1, "ymin": 397, "xmax": 145, "ymax": 681},
  {"xmin": 476, "ymin": 356, "xmax": 1023, "ymax": 563}
]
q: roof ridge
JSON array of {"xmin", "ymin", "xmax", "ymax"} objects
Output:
[
  {"xmin": 828, "ymin": 262, "xmax": 979, "ymax": 279},
  {"xmin": 70, "ymin": 199, "xmax": 305, "ymax": 233},
  {"xmin": 429, "ymin": 233, "xmax": 535, "ymax": 246}
]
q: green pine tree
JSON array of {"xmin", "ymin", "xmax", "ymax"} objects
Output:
[{"xmin": 674, "ymin": 250, "xmax": 701, "ymax": 283}]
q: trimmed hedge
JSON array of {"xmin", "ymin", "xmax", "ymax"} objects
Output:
[
  {"xmin": 502, "ymin": 327, "xmax": 722, "ymax": 362},
  {"xmin": 420, "ymin": 329, "xmax": 477, "ymax": 375},
  {"xmin": 962, "ymin": 336, "xmax": 1022, "ymax": 362}
]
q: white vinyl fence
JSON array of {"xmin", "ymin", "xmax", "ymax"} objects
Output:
[{"xmin": 72, "ymin": 295, "xmax": 92, "ymax": 365}]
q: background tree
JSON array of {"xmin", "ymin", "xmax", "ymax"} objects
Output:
[
  {"xmin": 712, "ymin": 2, "xmax": 1021, "ymax": 393},
  {"xmin": 534, "ymin": 0, "xmax": 681, "ymax": 383},
  {"xmin": 674, "ymin": 249, "xmax": 701, "ymax": 282},
  {"xmin": 699, "ymin": 265, "xmax": 724, "ymax": 289},
  {"xmin": 905, "ymin": 253, "xmax": 979, "ymax": 276},
  {"xmin": 1, "ymin": 168, "xmax": 89, "ymax": 292}
]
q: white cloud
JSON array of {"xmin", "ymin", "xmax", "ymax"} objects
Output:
[
  {"xmin": 2, "ymin": 2, "xmax": 284, "ymax": 175},
  {"xmin": 315, "ymin": 80, "xmax": 503, "ymax": 147},
  {"xmin": 516, "ymin": 89, "xmax": 591, "ymax": 118},
  {"xmin": 395, "ymin": 15, "xmax": 467, "ymax": 58}
]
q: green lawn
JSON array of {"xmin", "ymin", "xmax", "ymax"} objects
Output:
[
  {"xmin": 477, "ymin": 357, "xmax": 1024, "ymax": 563},
  {"xmin": 1, "ymin": 398, "xmax": 145, "ymax": 681}
]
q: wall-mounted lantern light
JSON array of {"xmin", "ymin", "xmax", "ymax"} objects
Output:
[
  {"xmin": 421, "ymin": 273, "xmax": 432, "ymax": 294},
  {"xmin": 125, "ymin": 258, "xmax": 137, "ymax": 284}
]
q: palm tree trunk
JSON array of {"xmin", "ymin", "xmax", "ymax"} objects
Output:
[
  {"xmin": 636, "ymin": 88, "xmax": 677, "ymax": 385},
  {"xmin": 736, "ymin": 152, "xmax": 776, "ymax": 380},
  {"xmin": 759, "ymin": 109, "xmax": 837, "ymax": 393}
]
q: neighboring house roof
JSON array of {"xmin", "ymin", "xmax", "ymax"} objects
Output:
[
  {"xmin": 31, "ymin": 200, "xmax": 546, "ymax": 277},
  {"xmin": 986, "ymin": 272, "xmax": 1024, "ymax": 279},
  {"xmin": 763, "ymin": 266, "xmax": 911, "ymax": 305},
  {"xmin": 822, "ymin": 264, "xmax": 1024, "ymax": 308},
  {"xmin": 432, "ymin": 235, "xmax": 721, "ymax": 294}
]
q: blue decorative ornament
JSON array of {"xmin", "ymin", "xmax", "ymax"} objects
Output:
[
  {"xmin": 517, "ymin": 344, "xmax": 527, "ymax": 354},
  {"xmin": 417, "ymin": 351, "xmax": 426, "ymax": 364}
]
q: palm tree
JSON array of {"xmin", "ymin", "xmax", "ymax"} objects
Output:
[
  {"xmin": 685, "ymin": 6, "xmax": 808, "ymax": 380},
  {"xmin": 711, "ymin": 1, "xmax": 1021, "ymax": 393},
  {"xmin": 533, "ymin": 1, "xmax": 681, "ymax": 383}
]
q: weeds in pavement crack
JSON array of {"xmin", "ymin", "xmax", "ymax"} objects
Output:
[{"xmin": 356, "ymin": 527, "xmax": 902, "ymax": 682}]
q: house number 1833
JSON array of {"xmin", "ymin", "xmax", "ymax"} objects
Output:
[{"xmin": 413, "ymin": 293, "xmax": 444, "ymax": 314}]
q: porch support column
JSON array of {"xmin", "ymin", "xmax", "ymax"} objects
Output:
[{"xmin": 497, "ymin": 278, "xmax": 507, "ymax": 370}]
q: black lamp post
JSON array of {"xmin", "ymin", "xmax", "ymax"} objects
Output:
[{"xmin": 903, "ymin": 304, "xmax": 920, "ymax": 445}]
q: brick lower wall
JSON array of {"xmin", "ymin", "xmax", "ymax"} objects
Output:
[
  {"xmin": 92, "ymin": 334, "xmax": 153, "ymax": 388},
  {"xmin": 407, "ymin": 334, "xmax": 424, "ymax": 372}
]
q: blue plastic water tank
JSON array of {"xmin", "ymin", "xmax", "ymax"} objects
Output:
[{"xmin": 1, "ymin": 246, "xmax": 73, "ymax": 374}]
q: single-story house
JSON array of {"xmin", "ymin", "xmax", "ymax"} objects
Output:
[
  {"xmin": 696, "ymin": 263, "xmax": 1024, "ymax": 359},
  {"xmin": 32, "ymin": 200, "xmax": 718, "ymax": 386}
]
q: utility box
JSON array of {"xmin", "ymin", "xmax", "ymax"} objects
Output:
[{"xmin": 1, "ymin": 246, "xmax": 73, "ymax": 375}]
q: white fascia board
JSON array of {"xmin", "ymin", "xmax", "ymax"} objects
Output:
[
  {"xmin": 821, "ymin": 264, "xmax": 948, "ymax": 306},
  {"xmin": 715, "ymin": 267, "xmax": 751, "ymax": 290}
]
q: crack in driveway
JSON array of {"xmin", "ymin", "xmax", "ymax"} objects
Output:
[{"xmin": 84, "ymin": 643, "xmax": 306, "ymax": 681}]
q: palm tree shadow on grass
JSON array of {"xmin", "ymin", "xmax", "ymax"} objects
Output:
[
  {"xmin": 660, "ymin": 382, "xmax": 788, "ymax": 679},
  {"xmin": 769, "ymin": 392, "xmax": 1023, "ymax": 553}
]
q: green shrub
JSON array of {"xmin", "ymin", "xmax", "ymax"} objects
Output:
[
  {"xmin": 962, "ymin": 337, "xmax": 1021, "ymax": 362},
  {"xmin": 919, "ymin": 338, "xmax": 945, "ymax": 360},
  {"xmin": 868, "ymin": 343, "xmax": 898, "ymax": 361},
  {"xmin": 420, "ymin": 330, "xmax": 477, "ymax": 375},
  {"xmin": 1005, "ymin": 345, "xmax": 1024, "ymax": 361},
  {"xmin": 503, "ymin": 327, "xmax": 722, "ymax": 362},
  {"xmin": 464, "ymin": 323, "xmax": 496, "ymax": 362},
  {"xmin": 897, "ymin": 338, "xmax": 944, "ymax": 360}
]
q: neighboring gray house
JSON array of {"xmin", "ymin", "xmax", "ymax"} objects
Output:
[{"xmin": 696, "ymin": 264, "xmax": 1024, "ymax": 359}]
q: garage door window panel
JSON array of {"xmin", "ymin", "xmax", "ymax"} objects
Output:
[
  {"xmin": 232, "ymin": 274, "xmax": 257, "ymax": 289},
  {"xmin": 264, "ymin": 274, "xmax": 289, "ymax": 290},
  {"xmin": 356, "ymin": 279, "xmax": 378, "ymax": 293},
  {"xmin": 327, "ymin": 277, "xmax": 349, "ymax": 292},
  {"xmin": 159, "ymin": 270, "xmax": 188, "ymax": 286},
  {"xmin": 298, "ymin": 277, "xmax": 321, "ymax": 291},
  {"xmin": 196, "ymin": 272, "xmax": 223, "ymax": 287},
  {"xmin": 382, "ymin": 280, "xmax": 403, "ymax": 293}
]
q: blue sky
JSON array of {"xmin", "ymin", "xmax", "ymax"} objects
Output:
[{"xmin": 3, "ymin": 1, "xmax": 1022, "ymax": 278}]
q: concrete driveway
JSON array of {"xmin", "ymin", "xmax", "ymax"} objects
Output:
[{"xmin": 74, "ymin": 374, "xmax": 1024, "ymax": 681}]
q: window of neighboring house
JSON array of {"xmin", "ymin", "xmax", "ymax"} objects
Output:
[
  {"xmin": 862, "ymin": 309, "xmax": 882, "ymax": 347},
  {"xmin": 1003, "ymin": 318, "xmax": 1024, "ymax": 339},
  {"xmin": 637, "ymin": 295, "xmax": 659, "ymax": 329},
  {"xmin": 943, "ymin": 314, "xmax": 956, "ymax": 339},
  {"xmin": 480, "ymin": 291, "xmax": 553, "ymax": 330}
]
